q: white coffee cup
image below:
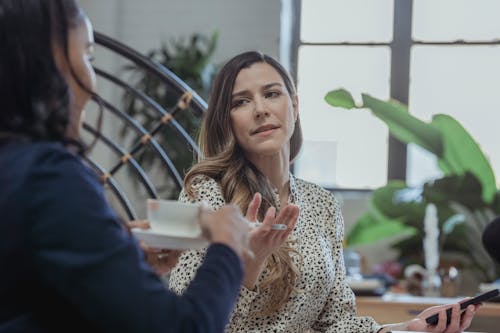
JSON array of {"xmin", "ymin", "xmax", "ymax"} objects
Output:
[{"xmin": 147, "ymin": 199, "xmax": 201, "ymax": 237}]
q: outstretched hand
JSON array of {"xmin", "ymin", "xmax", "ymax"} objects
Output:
[
  {"xmin": 245, "ymin": 192, "xmax": 299, "ymax": 262},
  {"xmin": 241, "ymin": 192, "xmax": 299, "ymax": 289}
]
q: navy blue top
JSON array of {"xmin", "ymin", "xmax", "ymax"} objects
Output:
[
  {"xmin": 0, "ymin": 141, "xmax": 243, "ymax": 333},
  {"xmin": 483, "ymin": 216, "xmax": 500, "ymax": 264}
]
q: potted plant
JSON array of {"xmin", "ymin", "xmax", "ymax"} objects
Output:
[
  {"xmin": 120, "ymin": 31, "xmax": 218, "ymax": 198},
  {"xmin": 325, "ymin": 89, "xmax": 500, "ymax": 283}
]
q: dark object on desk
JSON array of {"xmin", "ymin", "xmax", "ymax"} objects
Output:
[
  {"xmin": 483, "ymin": 216, "xmax": 500, "ymax": 264},
  {"xmin": 425, "ymin": 288, "xmax": 500, "ymax": 325},
  {"xmin": 348, "ymin": 275, "xmax": 391, "ymax": 297},
  {"xmin": 352, "ymin": 287, "xmax": 387, "ymax": 297}
]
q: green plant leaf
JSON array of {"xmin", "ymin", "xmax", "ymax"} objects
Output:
[
  {"xmin": 441, "ymin": 214, "xmax": 466, "ymax": 235},
  {"xmin": 118, "ymin": 31, "xmax": 217, "ymax": 198},
  {"xmin": 324, "ymin": 89, "xmax": 356, "ymax": 109},
  {"xmin": 431, "ymin": 114, "xmax": 497, "ymax": 203},
  {"xmin": 361, "ymin": 94, "xmax": 443, "ymax": 156},
  {"xmin": 370, "ymin": 180, "xmax": 424, "ymax": 221},
  {"xmin": 346, "ymin": 212, "xmax": 417, "ymax": 247},
  {"xmin": 422, "ymin": 172, "xmax": 486, "ymax": 209}
]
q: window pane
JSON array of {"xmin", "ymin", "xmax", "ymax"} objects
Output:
[
  {"xmin": 295, "ymin": 46, "xmax": 391, "ymax": 189},
  {"xmin": 408, "ymin": 46, "xmax": 500, "ymax": 187},
  {"xmin": 413, "ymin": 0, "xmax": 500, "ymax": 41},
  {"xmin": 301, "ymin": 0, "xmax": 394, "ymax": 43}
]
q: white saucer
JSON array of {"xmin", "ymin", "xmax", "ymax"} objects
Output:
[
  {"xmin": 131, "ymin": 228, "xmax": 209, "ymax": 250},
  {"xmin": 347, "ymin": 277, "xmax": 384, "ymax": 290}
]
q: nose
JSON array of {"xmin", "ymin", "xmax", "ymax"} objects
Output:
[{"xmin": 254, "ymin": 97, "xmax": 269, "ymax": 119}]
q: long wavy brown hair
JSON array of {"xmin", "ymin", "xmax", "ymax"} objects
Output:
[{"xmin": 184, "ymin": 51, "xmax": 303, "ymax": 315}]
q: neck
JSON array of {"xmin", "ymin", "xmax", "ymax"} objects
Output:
[{"xmin": 246, "ymin": 147, "xmax": 290, "ymax": 198}]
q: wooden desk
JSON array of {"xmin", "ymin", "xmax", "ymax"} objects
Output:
[{"xmin": 356, "ymin": 294, "xmax": 500, "ymax": 332}]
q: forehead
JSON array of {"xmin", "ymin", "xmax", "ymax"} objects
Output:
[
  {"xmin": 69, "ymin": 16, "xmax": 93, "ymax": 44},
  {"xmin": 83, "ymin": 17, "xmax": 94, "ymax": 43},
  {"xmin": 233, "ymin": 62, "xmax": 284, "ymax": 92}
]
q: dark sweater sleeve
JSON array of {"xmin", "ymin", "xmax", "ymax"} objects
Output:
[
  {"xmin": 22, "ymin": 147, "xmax": 243, "ymax": 333},
  {"xmin": 483, "ymin": 216, "xmax": 500, "ymax": 265}
]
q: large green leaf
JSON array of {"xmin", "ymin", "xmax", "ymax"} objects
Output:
[
  {"xmin": 346, "ymin": 212, "xmax": 417, "ymax": 247},
  {"xmin": 431, "ymin": 115, "xmax": 496, "ymax": 203},
  {"xmin": 326, "ymin": 90, "xmax": 443, "ymax": 155},
  {"xmin": 370, "ymin": 181, "xmax": 424, "ymax": 221},
  {"xmin": 361, "ymin": 94, "xmax": 443, "ymax": 156},
  {"xmin": 422, "ymin": 172, "xmax": 486, "ymax": 209},
  {"xmin": 324, "ymin": 89, "xmax": 356, "ymax": 109}
]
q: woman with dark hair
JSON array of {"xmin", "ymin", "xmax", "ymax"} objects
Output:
[
  {"xmin": 0, "ymin": 1, "xmax": 252, "ymax": 332},
  {"xmin": 169, "ymin": 51, "xmax": 479, "ymax": 333}
]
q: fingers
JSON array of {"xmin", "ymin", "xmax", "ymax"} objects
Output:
[
  {"xmin": 198, "ymin": 202, "xmax": 214, "ymax": 241},
  {"xmin": 259, "ymin": 206, "xmax": 277, "ymax": 231},
  {"xmin": 435, "ymin": 307, "xmax": 448, "ymax": 332},
  {"xmin": 251, "ymin": 204, "xmax": 299, "ymax": 247},
  {"xmin": 127, "ymin": 220, "xmax": 150, "ymax": 230},
  {"xmin": 458, "ymin": 304, "xmax": 476, "ymax": 332},
  {"xmin": 246, "ymin": 192, "xmax": 262, "ymax": 222},
  {"xmin": 278, "ymin": 205, "xmax": 299, "ymax": 241},
  {"xmin": 443, "ymin": 303, "xmax": 460, "ymax": 333},
  {"xmin": 150, "ymin": 249, "xmax": 182, "ymax": 275}
]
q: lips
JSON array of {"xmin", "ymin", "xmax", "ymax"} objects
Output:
[{"xmin": 251, "ymin": 124, "xmax": 280, "ymax": 135}]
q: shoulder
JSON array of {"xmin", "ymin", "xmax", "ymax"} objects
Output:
[
  {"xmin": 4, "ymin": 142, "xmax": 106, "ymax": 213},
  {"xmin": 2, "ymin": 141, "xmax": 77, "ymax": 168},
  {"xmin": 293, "ymin": 176, "xmax": 340, "ymax": 211},
  {"xmin": 189, "ymin": 175, "xmax": 222, "ymax": 193},
  {"xmin": 28, "ymin": 142, "xmax": 98, "ymax": 187},
  {"xmin": 1, "ymin": 142, "xmax": 118, "ymax": 241},
  {"xmin": 1, "ymin": 141, "xmax": 94, "ymax": 191},
  {"xmin": 179, "ymin": 175, "xmax": 225, "ymax": 209}
]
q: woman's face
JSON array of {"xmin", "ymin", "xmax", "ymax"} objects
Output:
[
  {"xmin": 53, "ymin": 15, "xmax": 96, "ymax": 140},
  {"xmin": 229, "ymin": 62, "xmax": 298, "ymax": 160}
]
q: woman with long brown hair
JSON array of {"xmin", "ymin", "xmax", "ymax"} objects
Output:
[{"xmin": 169, "ymin": 51, "xmax": 478, "ymax": 333}]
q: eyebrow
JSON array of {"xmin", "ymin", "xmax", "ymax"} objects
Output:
[{"xmin": 231, "ymin": 82, "xmax": 283, "ymax": 98}]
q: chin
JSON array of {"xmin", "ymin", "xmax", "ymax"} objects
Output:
[
  {"xmin": 249, "ymin": 147, "xmax": 283, "ymax": 157},
  {"xmin": 243, "ymin": 139, "xmax": 289, "ymax": 157}
]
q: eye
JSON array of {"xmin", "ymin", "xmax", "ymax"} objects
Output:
[
  {"xmin": 88, "ymin": 55, "xmax": 95, "ymax": 63},
  {"xmin": 231, "ymin": 99, "xmax": 248, "ymax": 109},
  {"xmin": 265, "ymin": 91, "xmax": 281, "ymax": 98}
]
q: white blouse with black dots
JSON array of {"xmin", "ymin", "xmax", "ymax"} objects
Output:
[{"xmin": 169, "ymin": 174, "xmax": 381, "ymax": 333}]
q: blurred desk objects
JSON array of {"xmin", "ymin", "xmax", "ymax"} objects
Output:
[
  {"xmin": 347, "ymin": 276, "xmax": 387, "ymax": 296},
  {"xmin": 344, "ymin": 249, "xmax": 395, "ymax": 296},
  {"xmin": 357, "ymin": 292, "xmax": 500, "ymax": 333}
]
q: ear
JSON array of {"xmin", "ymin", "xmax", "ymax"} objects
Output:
[{"xmin": 292, "ymin": 95, "xmax": 299, "ymax": 122}]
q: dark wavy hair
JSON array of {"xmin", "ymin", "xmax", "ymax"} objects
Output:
[
  {"xmin": 0, "ymin": 0, "xmax": 91, "ymax": 149},
  {"xmin": 185, "ymin": 51, "xmax": 303, "ymax": 315}
]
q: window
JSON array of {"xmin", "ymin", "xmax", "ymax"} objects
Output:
[{"xmin": 294, "ymin": 0, "xmax": 500, "ymax": 189}]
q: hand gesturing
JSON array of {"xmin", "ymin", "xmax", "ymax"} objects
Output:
[
  {"xmin": 245, "ymin": 192, "xmax": 299, "ymax": 263},
  {"xmin": 241, "ymin": 192, "xmax": 299, "ymax": 289}
]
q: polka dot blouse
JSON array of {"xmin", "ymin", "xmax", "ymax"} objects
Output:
[{"xmin": 169, "ymin": 174, "xmax": 381, "ymax": 333}]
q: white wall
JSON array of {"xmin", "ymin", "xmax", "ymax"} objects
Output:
[{"xmin": 81, "ymin": 0, "xmax": 281, "ymax": 64}]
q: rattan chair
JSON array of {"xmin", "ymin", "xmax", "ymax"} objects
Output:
[{"xmin": 83, "ymin": 32, "xmax": 206, "ymax": 221}]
